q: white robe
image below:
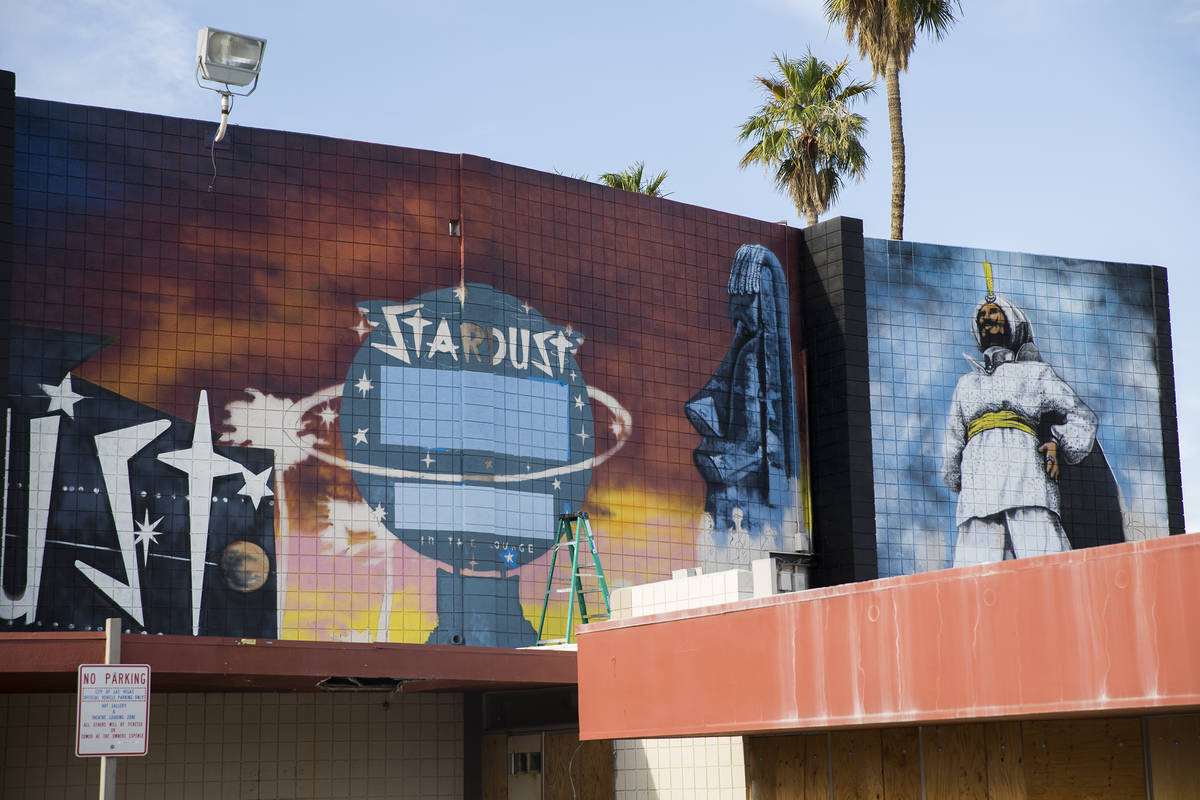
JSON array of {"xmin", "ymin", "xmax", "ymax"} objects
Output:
[{"xmin": 942, "ymin": 347, "xmax": 1097, "ymax": 527}]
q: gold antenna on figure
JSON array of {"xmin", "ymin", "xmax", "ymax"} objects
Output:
[{"xmin": 983, "ymin": 261, "xmax": 996, "ymax": 302}]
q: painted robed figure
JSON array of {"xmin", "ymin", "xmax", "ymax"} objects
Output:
[{"xmin": 942, "ymin": 264, "xmax": 1098, "ymax": 566}]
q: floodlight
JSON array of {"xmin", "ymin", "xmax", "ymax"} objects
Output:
[
  {"xmin": 196, "ymin": 27, "xmax": 266, "ymax": 88},
  {"xmin": 195, "ymin": 27, "xmax": 266, "ymax": 143}
]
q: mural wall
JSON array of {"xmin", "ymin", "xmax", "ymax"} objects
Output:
[
  {"xmin": 2, "ymin": 93, "xmax": 809, "ymax": 644},
  {"xmin": 863, "ymin": 238, "xmax": 1177, "ymax": 576}
]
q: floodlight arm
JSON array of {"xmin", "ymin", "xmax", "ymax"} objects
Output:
[
  {"xmin": 215, "ymin": 93, "xmax": 232, "ymax": 143},
  {"xmin": 195, "ymin": 62, "xmax": 260, "ymax": 143},
  {"xmin": 194, "ymin": 61, "xmax": 260, "ymax": 98}
]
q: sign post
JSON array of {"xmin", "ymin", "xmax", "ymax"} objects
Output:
[{"xmin": 76, "ymin": 618, "xmax": 150, "ymax": 800}]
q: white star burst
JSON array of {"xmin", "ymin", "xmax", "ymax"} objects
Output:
[
  {"xmin": 353, "ymin": 428, "xmax": 369, "ymax": 446},
  {"xmin": 134, "ymin": 510, "xmax": 165, "ymax": 567},
  {"xmin": 351, "ymin": 317, "xmax": 378, "ymax": 340},
  {"xmin": 355, "ymin": 371, "xmax": 374, "ymax": 397}
]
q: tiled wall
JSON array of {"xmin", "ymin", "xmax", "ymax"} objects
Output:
[
  {"xmin": 609, "ymin": 563, "xmax": 755, "ymax": 800},
  {"xmin": 1, "ymin": 73, "xmax": 1184, "ymax": 649},
  {"xmin": 862, "ymin": 238, "xmax": 1182, "ymax": 576},
  {"xmin": 2, "ymin": 82, "xmax": 809, "ymax": 647},
  {"xmin": 615, "ymin": 737, "xmax": 746, "ymax": 800},
  {"xmin": 0, "ymin": 691, "xmax": 463, "ymax": 800}
]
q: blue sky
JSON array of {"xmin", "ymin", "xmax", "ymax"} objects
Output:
[{"xmin": 4, "ymin": 0, "xmax": 1199, "ymax": 526}]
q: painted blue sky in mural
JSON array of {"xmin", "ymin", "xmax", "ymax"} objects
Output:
[{"xmin": 3, "ymin": 0, "xmax": 1198, "ymax": 524}]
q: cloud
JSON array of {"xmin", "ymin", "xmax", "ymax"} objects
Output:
[
  {"xmin": 1178, "ymin": 1, "xmax": 1200, "ymax": 24},
  {"xmin": 1, "ymin": 0, "xmax": 195, "ymax": 116}
]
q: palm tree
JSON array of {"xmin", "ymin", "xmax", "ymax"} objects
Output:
[
  {"xmin": 598, "ymin": 162, "xmax": 670, "ymax": 197},
  {"xmin": 825, "ymin": 0, "xmax": 960, "ymax": 240},
  {"xmin": 738, "ymin": 53, "xmax": 873, "ymax": 227}
]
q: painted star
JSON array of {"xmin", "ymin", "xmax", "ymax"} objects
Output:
[
  {"xmin": 453, "ymin": 283, "xmax": 468, "ymax": 305},
  {"xmin": 421, "ymin": 452, "xmax": 435, "ymax": 468},
  {"xmin": 521, "ymin": 301, "xmax": 532, "ymax": 314},
  {"xmin": 351, "ymin": 317, "xmax": 378, "ymax": 340},
  {"xmin": 157, "ymin": 391, "xmax": 245, "ymax": 635},
  {"xmin": 501, "ymin": 549, "xmax": 518, "ymax": 567},
  {"xmin": 317, "ymin": 405, "xmax": 338, "ymax": 428},
  {"xmin": 370, "ymin": 502, "xmax": 387, "ymax": 523},
  {"xmin": 610, "ymin": 420, "xmax": 624, "ymax": 436},
  {"xmin": 237, "ymin": 466, "xmax": 275, "ymax": 509},
  {"xmin": 552, "ymin": 478, "xmax": 561, "ymax": 490},
  {"xmin": 355, "ymin": 371, "xmax": 374, "ymax": 397},
  {"xmin": 134, "ymin": 510, "xmax": 165, "ymax": 567},
  {"xmin": 353, "ymin": 428, "xmax": 369, "ymax": 446},
  {"xmin": 569, "ymin": 371, "xmax": 577, "ymax": 381},
  {"xmin": 484, "ymin": 460, "xmax": 493, "ymax": 470},
  {"xmin": 574, "ymin": 395, "xmax": 585, "ymax": 411},
  {"xmin": 40, "ymin": 374, "xmax": 86, "ymax": 418},
  {"xmin": 575, "ymin": 426, "xmax": 590, "ymax": 445}
]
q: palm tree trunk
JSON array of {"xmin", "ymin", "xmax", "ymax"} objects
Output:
[
  {"xmin": 886, "ymin": 57, "xmax": 905, "ymax": 240},
  {"xmin": 806, "ymin": 209, "xmax": 819, "ymax": 227}
]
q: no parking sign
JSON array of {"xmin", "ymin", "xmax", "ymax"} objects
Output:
[{"xmin": 75, "ymin": 665, "xmax": 150, "ymax": 757}]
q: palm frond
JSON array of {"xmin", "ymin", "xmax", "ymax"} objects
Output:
[
  {"xmin": 598, "ymin": 161, "xmax": 671, "ymax": 197},
  {"xmin": 738, "ymin": 51, "xmax": 873, "ymax": 226}
]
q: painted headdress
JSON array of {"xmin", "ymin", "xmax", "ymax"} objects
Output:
[{"xmin": 971, "ymin": 260, "xmax": 1039, "ymax": 360}]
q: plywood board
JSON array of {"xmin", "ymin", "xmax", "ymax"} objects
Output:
[
  {"xmin": 746, "ymin": 735, "xmax": 808, "ymax": 800},
  {"xmin": 773, "ymin": 735, "xmax": 806, "ymax": 799},
  {"xmin": 922, "ymin": 724, "xmax": 988, "ymax": 800},
  {"xmin": 1146, "ymin": 715, "xmax": 1200, "ymax": 800},
  {"xmin": 984, "ymin": 721, "xmax": 1026, "ymax": 800},
  {"xmin": 880, "ymin": 727, "xmax": 921, "ymax": 800},
  {"xmin": 482, "ymin": 733, "xmax": 508, "ymax": 800},
  {"xmin": 544, "ymin": 732, "xmax": 613, "ymax": 800},
  {"xmin": 803, "ymin": 733, "xmax": 831, "ymax": 800},
  {"xmin": 1023, "ymin": 718, "xmax": 1144, "ymax": 800},
  {"xmin": 831, "ymin": 729, "xmax": 883, "ymax": 800}
]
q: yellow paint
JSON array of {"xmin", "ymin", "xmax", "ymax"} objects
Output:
[
  {"xmin": 983, "ymin": 260, "xmax": 994, "ymax": 297},
  {"xmin": 281, "ymin": 588, "xmax": 435, "ymax": 643},
  {"xmin": 519, "ymin": 484, "xmax": 705, "ymax": 635}
]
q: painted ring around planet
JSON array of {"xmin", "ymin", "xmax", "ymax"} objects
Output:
[{"xmin": 286, "ymin": 383, "xmax": 632, "ymax": 482}]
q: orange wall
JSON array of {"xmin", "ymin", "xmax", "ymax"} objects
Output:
[{"xmin": 578, "ymin": 535, "xmax": 1200, "ymax": 740}]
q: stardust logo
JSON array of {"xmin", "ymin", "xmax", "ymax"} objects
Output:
[{"xmin": 339, "ymin": 284, "xmax": 624, "ymax": 571}]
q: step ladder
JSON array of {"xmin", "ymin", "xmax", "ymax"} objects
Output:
[{"xmin": 536, "ymin": 512, "xmax": 611, "ymax": 645}]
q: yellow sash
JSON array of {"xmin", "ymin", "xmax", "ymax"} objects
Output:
[{"xmin": 966, "ymin": 410, "xmax": 1037, "ymax": 442}]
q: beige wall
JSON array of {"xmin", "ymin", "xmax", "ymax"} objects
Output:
[
  {"xmin": 608, "ymin": 567, "xmax": 757, "ymax": 800},
  {"xmin": 0, "ymin": 691, "xmax": 463, "ymax": 799}
]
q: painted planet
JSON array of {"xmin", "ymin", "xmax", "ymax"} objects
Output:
[{"xmin": 221, "ymin": 541, "xmax": 270, "ymax": 592}]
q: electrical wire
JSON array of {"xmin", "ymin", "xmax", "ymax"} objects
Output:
[
  {"xmin": 568, "ymin": 740, "xmax": 585, "ymax": 799},
  {"xmin": 208, "ymin": 92, "xmax": 233, "ymax": 192}
]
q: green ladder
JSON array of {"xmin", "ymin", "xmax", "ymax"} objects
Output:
[{"xmin": 536, "ymin": 512, "xmax": 611, "ymax": 645}]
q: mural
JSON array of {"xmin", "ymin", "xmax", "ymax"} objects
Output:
[
  {"xmin": 3, "ymin": 97, "xmax": 809, "ymax": 644},
  {"xmin": 2, "ymin": 328, "xmax": 277, "ymax": 636},
  {"xmin": 687, "ymin": 244, "xmax": 806, "ymax": 571},
  {"xmin": 941, "ymin": 262, "xmax": 1121, "ymax": 565},
  {"xmin": 864, "ymin": 240, "xmax": 1171, "ymax": 576}
]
